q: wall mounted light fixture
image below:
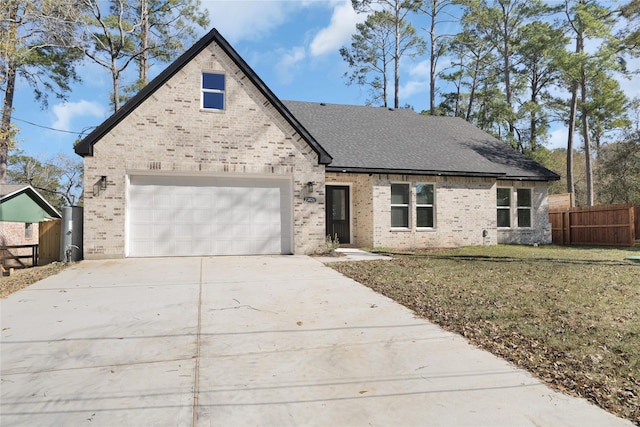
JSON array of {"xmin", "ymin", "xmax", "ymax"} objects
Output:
[
  {"xmin": 100, "ymin": 176, "xmax": 107, "ymax": 190},
  {"xmin": 306, "ymin": 181, "xmax": 314, "ymax": 193}
]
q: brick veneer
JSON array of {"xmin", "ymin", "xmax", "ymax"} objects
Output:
[
  {"xmin": 326, "ymin": 172, "xmax": 551, "ymax": 249},
  {"xmin": 83, "ymin": 41, "xmax": 325, "ymax": 258}
]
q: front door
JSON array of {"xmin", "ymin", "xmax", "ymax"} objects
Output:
[{"xmin": 326, "ymin": 185, "xmax": 350, "ymax": 244}]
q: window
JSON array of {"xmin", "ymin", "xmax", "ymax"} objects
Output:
[
  {"xmin": 497, "ymin": 188, "xmax": 511, "ymax": 227},
  {"xmin": 517, "ymin": 188, "xmax": 532, "ymax": 228},
  {"xmin": 416, "ymin": 183, "xmax": 434, "ymax": 228},
  {"xmin": 391, "ymin": 183, "xmax": 409, "ymax": 228},
  {"xmin": 202, "ymin": 72, "xmax": 225, "ymax": 110}
]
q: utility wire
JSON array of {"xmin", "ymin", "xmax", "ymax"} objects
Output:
[{"xmin": 12, "ymin": 117, "xmax": 90, "ymax": 135}]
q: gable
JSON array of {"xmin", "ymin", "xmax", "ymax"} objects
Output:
[
  {"xmin": 0, "ymin": 187, "xmax": 61, "ymax": 222},
  {"xmin": 74, "ymin": 28, "xmax": 332, "ymax": 165}
]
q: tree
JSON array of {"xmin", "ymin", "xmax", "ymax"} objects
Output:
[
  {"xmin": 420, "ymin": 0, "xmax": 455, "ymax": 115},
  {"xmin": 340, "ymin": 11, "xmax": 396, "ymax": 106},
  {"xmin": 78, "ymin": 0, "xmax": 208, "ymax": 111},
  {"xmin": 596, "ymin": 130, "xmax": 640, "ymax": 204},
  {"xmin": 0, "ymin": 0, "xmax": 82, "ymax": 183},
  {"xmin": 514, "ymin": 20, "xmax": 567, "ymax": 154},
  {"xmin": 560, "ymin": 0, "xmax": 618, "ymax": 206},
  {"xmin": 350, "ymin": 0, "xmax": 425, "ymax": 108},
  {"xmin": 7, "ymin": 151, "xmax": 83, "ymax": 210},
  {"xmin": 457, "ymin": 0, "xmax": 552, "ymax": 149}
]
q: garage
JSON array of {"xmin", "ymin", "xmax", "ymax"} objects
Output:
[{"xmin": 127, "ymin": 175, "xmax": 292, "ymax": 257}]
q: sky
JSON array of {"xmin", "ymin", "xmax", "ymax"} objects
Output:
[{"xmin": 10, "ymin": 0, "xmax": 640, "ymax": 164}]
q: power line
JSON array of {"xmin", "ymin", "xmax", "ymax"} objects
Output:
[{"xmin": 12, "ymin": 117, "xmax": 92, "ymax": 135}]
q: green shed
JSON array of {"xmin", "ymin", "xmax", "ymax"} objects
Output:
[{"xmin": 0, "ymin": 185, "xmax": 61, "ymax": 223}]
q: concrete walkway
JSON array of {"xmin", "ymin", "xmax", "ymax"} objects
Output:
[{"xmin": 0, "ymin": 256, "xmax": 633, "ymax": 426}]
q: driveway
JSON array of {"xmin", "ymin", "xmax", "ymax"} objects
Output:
[{"xmin": 1, "ymin": 256, "xmax": 633, "ymax": 426}]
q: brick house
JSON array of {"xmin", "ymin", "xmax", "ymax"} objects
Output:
[{"xmin": 74, "ymin": 28, "xmax": 559, "ymax": 259}]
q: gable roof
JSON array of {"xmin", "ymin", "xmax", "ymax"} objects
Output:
[
  {"xmin": 73, "ymin": 28, "xmax": 332, "ymax": 164},
  {"xmin": 0, "ymin": 184, "xmax": 61, "ymax": 222},
  {"xmin": 283, "ymin": 101, "xmax": 560, "ymax": 181}
]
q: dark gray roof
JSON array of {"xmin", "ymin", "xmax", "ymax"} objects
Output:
[{"xmin": 284, "ymin": 101, "xmax": 559, "ymax": 181}]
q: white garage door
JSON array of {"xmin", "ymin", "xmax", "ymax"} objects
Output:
[{"xmin": 127, "ymin": 175, "xmax": 292, "ymax": 257}]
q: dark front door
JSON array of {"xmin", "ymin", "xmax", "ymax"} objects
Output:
[{"xmin": 326, "ymin": 185, "xmax": 350, "ymax": 244}]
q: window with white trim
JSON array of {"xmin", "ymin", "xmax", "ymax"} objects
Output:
[
  {"xmin": 202, "ymin": 72, "xmax": 225, "ymax": 110},
  {"xmin": 517, "ymin": 188, "xmax": 532, "ymax": 228},
  {"xmin": 391, "ymin": 183, "xmax": 410, "ymax": 228},
  {"xmin": 416, "ymin": 183, "xmax": 434, "ymax": 228},
  {"xmin": 497, "ymin": 188, "xmax": 511, "ymax": 228}
]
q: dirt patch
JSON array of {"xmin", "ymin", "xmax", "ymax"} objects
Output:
[{"xmin": 1, "ymin": 262, "xmax": 71, "ymax": 298}]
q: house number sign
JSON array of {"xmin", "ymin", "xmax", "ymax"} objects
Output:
[{"xmin": 304, "ymin": 196, "xmax": 317, "ymax": 203}]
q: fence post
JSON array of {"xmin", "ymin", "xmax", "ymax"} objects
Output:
[
  {"xmin": 565, "ymin": 211, "xmax": 568, "ymax": 245},
  {"xmin": 630, "ymin": 207, "xmax": 636, "ymax": 247}
]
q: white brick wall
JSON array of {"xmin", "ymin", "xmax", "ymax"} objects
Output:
[
  {"xmin": 83, "ymin": 41, "xmax": 325, "ymax": 259},
  {"xmin": 326, "ymin": 172, "xmax": 551, "ymax": 249}
]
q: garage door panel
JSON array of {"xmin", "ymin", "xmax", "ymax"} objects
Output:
[{"xmin": 128, "ymin": 176, "xmax": 291, "ymax": 257}]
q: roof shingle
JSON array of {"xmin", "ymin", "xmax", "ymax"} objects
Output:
[{"xmin": 283, "ymin": 101, "xmax": 559, "ymax": 181}]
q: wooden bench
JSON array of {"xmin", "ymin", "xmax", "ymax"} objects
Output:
[{"xmin": 1, "ymin": 244, "xmax": 39, "ymax": 270}]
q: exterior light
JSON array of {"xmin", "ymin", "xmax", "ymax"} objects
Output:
[
  {"xmin": 100, "ymin": 176, "xmax": 107, "ymax": 190},
  {"xmin": 306, "ymin": 181, "xmax": 314, "ymax": 193}
]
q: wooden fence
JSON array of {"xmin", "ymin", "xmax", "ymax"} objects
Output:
[
  {"xmin": 39, "ymin": 219, "xmax": 61, "ymax": 264},
  {"xmin": 550, "ymin": 204, "xmax": 637, "ymax": 247}
]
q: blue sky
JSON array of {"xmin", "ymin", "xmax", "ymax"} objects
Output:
[{"xmin": 10, "ymin": 0, "xmax": 640, "ymax": 163}]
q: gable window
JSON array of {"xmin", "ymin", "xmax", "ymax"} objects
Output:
[
  {"xmin": 391, "ymin": 183, "xmax": 410, "ymax": 228},
  {"xmin": 416, "ymin": 183, "xmax": 435, "ymax": 228},
  {"xmin": 202, "ymin": 72, "xmax": 225, "ymax": 110},
  {"xmin": 517, "ymin": 188, "xmax": 532, "ymax": 228},
  {"xmin": 497, "ymin": 188, "xmax": 511, "ymax": 228}
]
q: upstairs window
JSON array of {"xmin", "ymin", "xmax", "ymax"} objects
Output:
[
  {"xmin": 391, "ymin": 183, "xmax": 410, "ymax": 228},
  {"xmin": 202, "ymin": 72, "xmax": 225, "ymax": 110},
  {"xmin": 497, "ymin": 188, "xmax": 511, "ymax": 228},
  {"xmin": 416, "ymin": 183, "xmax": 435, "ymax": 228},
  {"xmin": 517, "ymin": 188, "xmax": 532, "ymax": 228}
]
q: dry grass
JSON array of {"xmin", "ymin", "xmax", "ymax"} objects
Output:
[
  {"xmin": 330, "ymin": 245, "xmax": 640, "ymax": 425},
  {"xmin": 1, "ymin": 262, "xmax": 71, "ymax": 298}
]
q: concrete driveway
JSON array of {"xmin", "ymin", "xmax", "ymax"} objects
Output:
[{"xmin": 1, "ymin": 256, "xmax": 633, "ymax": 426}]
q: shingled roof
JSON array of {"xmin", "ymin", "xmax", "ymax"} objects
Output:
[{"xmin": 284, "ymin": 101, "xmax": 560, "ymax": 181}]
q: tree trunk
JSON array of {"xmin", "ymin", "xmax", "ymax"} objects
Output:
[
  {"xmin": 581, "ymin": 68, "xmax": 594, "ymax": 205},
  {"xmin": 139, "ymin": 0, "xmax": 149, "ymax": 85},
  {"xmin": 394, "ymin": 3, "xmax": 400, "ymax": 109},
  {"xmin": 429, "ymin": 0, "xmax": 437, "ymax": 115},
  {"xmin": 0, "ymin": 5, "xmax": 18, "ymax": 184},
  {"xmin": 530, "ymin": 63, "xmax": 538, "ymax": 151}
]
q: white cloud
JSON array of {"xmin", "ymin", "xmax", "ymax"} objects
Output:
[
  {"xmin": 52, "ymin": 100, "xmax": 106, "ymax": 132},
  {"xmin": 399, "ymin": 79, "xmax": 428, "ymax": 100},
  {"xmin": 276, "ymin": 46, "xmax": 306, "ymax": 84},
  {"xmin": 203, "ymin": 1, "xmax": 299, "ymax": 42},
  {"xmin": 309, "ymin": 0, "xmax": 367, "ymax": 57},
  {"xmin": 548, "ymin": 127, "xmax": 568, "ymax": 150},
  {"xmin": 408, "ymin": 60, "xmax": 429, "ymax": 78}
]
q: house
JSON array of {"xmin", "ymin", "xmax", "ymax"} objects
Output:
[
  {"xmin": 74, "ymin": 28, "xmax": 559, "ymax": 259},
  {"xmin": 0, "ymin": 184, "xmax": 61, "ymax": 266}
]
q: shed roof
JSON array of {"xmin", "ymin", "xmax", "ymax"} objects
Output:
[
  {"xmin": 283, "ymin": 101, "xmax": 560, "ymax": 181},
  {"xmin": 0, "ymin": 185, "xmax": 61, "ymax": 222}
]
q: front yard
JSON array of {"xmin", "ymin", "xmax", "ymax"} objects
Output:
[{"xmin": 330, "ymin": 245, "xmax": 640, "ymax": 425}]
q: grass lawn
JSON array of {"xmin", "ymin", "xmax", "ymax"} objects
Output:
[{"xmin": 329, "ymin": 244, "xmax": 640, "ymax": 425}]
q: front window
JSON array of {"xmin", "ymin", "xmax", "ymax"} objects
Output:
[
  {"xmin": 497, "ymin": 188, "xmax": 511, "ymax": 228},
  {"xmin": 202, "ymin": 72, "xmax": 225, "ymax": 110},
  {"xmin": 416, "ymin": 183, "xmax": 434, "ymax": 228},
  {"xmin": 517, "ymin": 188, "xmax": 532, "ymax": 228},
  {"xmin": 391, "ymin": 183, "xmax": 409, "ymax": 228}
]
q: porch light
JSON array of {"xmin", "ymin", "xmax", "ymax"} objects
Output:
[
  {"xmin": 100, "ymin": 176, "xmax": 107, "ymax": 190},
  {"xmin": 306, "ymin": 181, "xmax": 314, "ymax": 193}
]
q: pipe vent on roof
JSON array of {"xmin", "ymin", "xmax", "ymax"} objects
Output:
[
  {"xmin": 320, "ymin": 102, "xmax": 326, "ymax": 106},
  {"xmin": 388, "ymin": 108, "xmax": 394, "ymax": 111}
]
